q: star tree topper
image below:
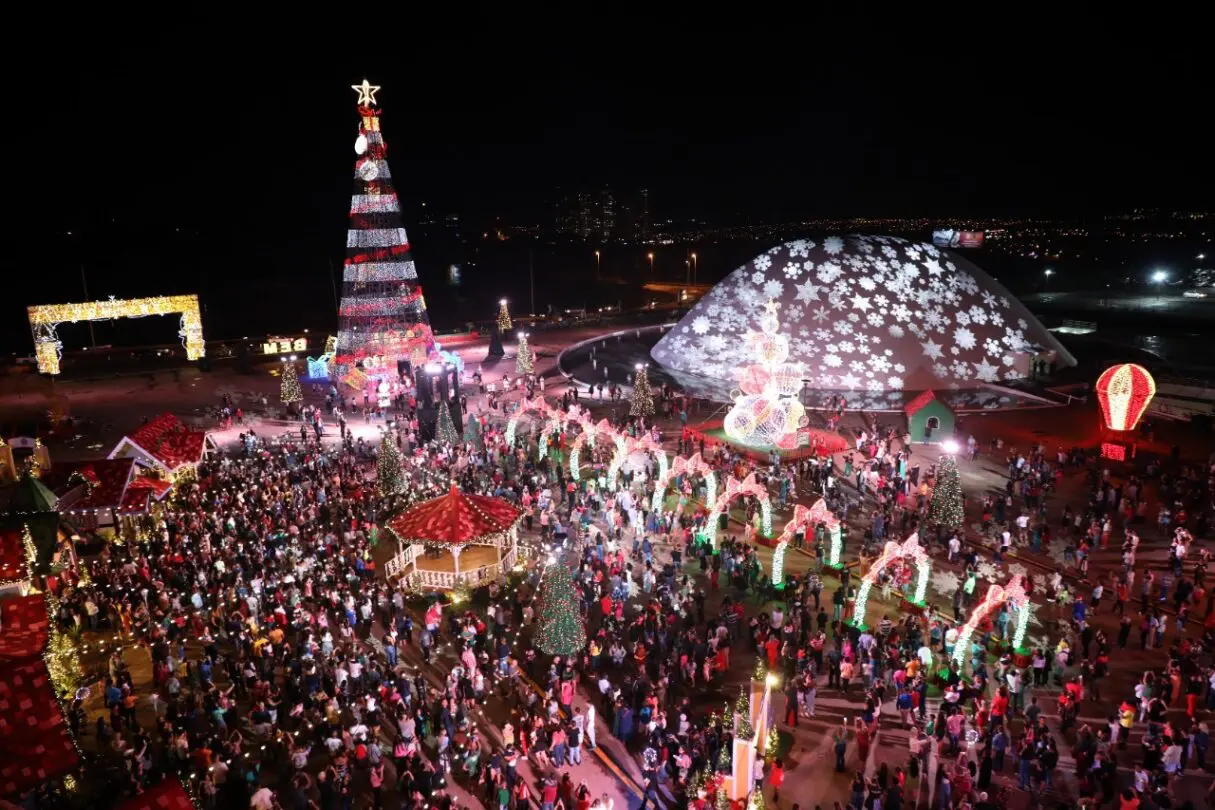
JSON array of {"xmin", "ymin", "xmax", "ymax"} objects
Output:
[{"xmin": 352, "ymin": 78, "xmax": 381, "ymax": 106}]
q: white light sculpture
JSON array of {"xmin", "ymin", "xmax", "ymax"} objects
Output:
[{"xmin": 723, "ymin": 299, "xmax": 806, "ymax": 449}]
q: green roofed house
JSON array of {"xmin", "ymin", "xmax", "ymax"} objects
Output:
[{"xmin": 904, "ymin": 390, "xmax": 955, "ymax": 444}]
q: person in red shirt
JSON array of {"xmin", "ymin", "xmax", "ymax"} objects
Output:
[{"xmin": 770, "ymin": 759, "xmax": 785, "ymax": 804}]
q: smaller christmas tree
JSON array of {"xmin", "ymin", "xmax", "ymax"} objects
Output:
[
  {"xmin": 516, "ymin": 333, "xmax": 534, "ymax": 376},
  {"xmin": 435, "ymin": 399, "xmax": 459, "ymax": 445},
  {"xmin": 630, "ymin": 363, "xmax": 655, "ymax": 418},
  {"xmin": 497, "ymin": 299, "xmax": 513, "ymax": 333},
  {"xmin": 487, "ymin": 325, "xmax": 505, "ymax": 359},
  {"xmin": 534, "ymin": 559, "xmax": 587, "ymax": 656},
  {"xmin": 929, "ymin": 452, "xmax": 964, "ymax": 529},
  {"xmin": 280, "ymin": 362, "xmax": 303, "ymax": 405},
  {"xmin": 376, "ymin": 434, "xmax": 405, "ymax": 497}
]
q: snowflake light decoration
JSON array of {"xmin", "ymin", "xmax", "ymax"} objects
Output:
[
  {"xmin": 651, "ymin": 235, "xmax": 1076, "ymax": 394},
  {"xmin": 722, "ymin": 299, "xmax": 807, "ymax": 449}
]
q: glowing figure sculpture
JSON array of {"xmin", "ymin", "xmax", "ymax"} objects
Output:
[
  {"xmin": 1096, "ymin": 363, "xmax": 1156, "ymax": 432},
  {"xmin": 723, "ymin": 299, "xmax": 806, "ymax": 449},
  {"xmin": 334, "ymin": 80, "xmax": 436, "ymax": 384}
]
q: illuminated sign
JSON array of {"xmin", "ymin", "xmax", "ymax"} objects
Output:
[{"xmin": 262, "ymin": 337, "xmax": 308, "ymax": 355}]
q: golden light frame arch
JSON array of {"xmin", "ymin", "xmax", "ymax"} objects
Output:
[{"xmin": 27, "ymin": 294, "xmax": 205, "ymax": 375}]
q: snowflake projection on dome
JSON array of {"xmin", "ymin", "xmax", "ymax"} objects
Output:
[
  {"xmin": 722, "ymin": 299, "xmax": 807, "ymax": 449},
  {"xmin": 651, "ymin": 235, "xmax": 1075, "ymax": 394}
]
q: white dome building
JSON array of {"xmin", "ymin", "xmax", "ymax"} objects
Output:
[{"xmin": 651, "ymin": 235, "xmax": 1075, "ymax": 402}]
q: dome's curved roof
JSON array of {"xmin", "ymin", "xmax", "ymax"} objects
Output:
[{"xmin": 651, "ymin": 235, "xmax": 1075, "ymax": 395}]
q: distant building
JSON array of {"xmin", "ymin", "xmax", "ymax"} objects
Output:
[{"xmin": 554, "ymin": 187, "xmax": 650, "ymax": 244}]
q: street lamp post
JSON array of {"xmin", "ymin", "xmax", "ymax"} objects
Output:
[
  {"xmin": 647, "ymin": 252, "xmax": 654, "ymax": 274},
  {"xmin": 685, "ymin": 259, "xmax": 691, "ymax": 284},
  {"xmin": 1152, "ymin": 269, "xmax": 1169, "ymax": 305},
  {"xmin": 594, "ymin": 250, "xmax": 600, "ymax": 281},
  {"xmin": 1043, "ymin": 268, "xmax": 1054, "ymax": 292},
  {"xmin": 690, "ymin": 252, "xmax": 697, "ymax": 284}
]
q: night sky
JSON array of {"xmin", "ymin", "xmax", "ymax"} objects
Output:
[{"xmin": 5, "ymin": 42, "xmax": 1210, "ymax": 348}]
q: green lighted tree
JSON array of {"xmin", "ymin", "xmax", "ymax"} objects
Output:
[
  {"xmin": 280, "ymin": 362, "xmax": 303, "ymax": 405},
  {"xmin": 376, "ymin": 435, "xmax": 405, "ymax": 497},
  {"xmin": 630, "ymin": 364, "xmax": 655, "ymax": 418},
  {"xmin": 516, "ymin": 333, "xmax": 534, "ymax": 376},
  {"xmin": 534, "ymin": 560, "xmax": 587, "ymax": 656},
  {"xmin": 929, "ymin": 452, "xmax": 964, "ymax": 530},
  {"xmin": 435, "ymin": 399, "xmax": 459, "ymax": 445}
]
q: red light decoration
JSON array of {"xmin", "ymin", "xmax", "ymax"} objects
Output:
[
  {"xmin": 1100, "ymin": 442, "xmax": 1128, "ymax": 461},
  {"xmin": 1095, "ymin": 363, "xmax": 1156, "ymax": 432}
]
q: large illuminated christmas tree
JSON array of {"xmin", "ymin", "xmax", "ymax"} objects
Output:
[
  {"xmin": 334, "ymin": 79, "xmax": 435, "ymax": 386},
  {"xmin": 534, "ymin": 560, "xmax": 587, "ymax": 656},
  {"xmin": 929, "ymin": 453, "xmax": 964, "ymax": 529}
]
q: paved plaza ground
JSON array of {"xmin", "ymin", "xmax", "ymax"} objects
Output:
[{"xmin": 17, "ymin": 323, "xmax": 1215, "ymax": 809}]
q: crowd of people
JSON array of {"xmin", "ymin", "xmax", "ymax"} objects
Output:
[{"xmin": 20, "ymin": 363, "xmax": 1215, "ymax": 810}]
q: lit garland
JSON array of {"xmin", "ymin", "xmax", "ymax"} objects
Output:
[
  {"xmin": 350, "ymin": 193, "xmax": 401, "ymax": 213},
  {"xmin": 27, "ymin": 294, "xmax": 205, "ymax": 375},
  {"xmin": 569, "ymin": 445, "xmax": 581, "ymax": 481},
  {"xmin": 343, "ymin": 261, "xmax": 419, "ymax": 282}
]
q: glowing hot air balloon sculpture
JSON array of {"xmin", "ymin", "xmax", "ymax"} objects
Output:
[
  {"xmin": 1095, "ymin": 363, "xmax": 1156, "ymax": 432},
  {"xmin": 723, "ymin": 299, "xmax": 807, "ymax": 449},
  {"xmin": 1095, "ymin": 363, "xmax": 1156, "ymax": 461}
]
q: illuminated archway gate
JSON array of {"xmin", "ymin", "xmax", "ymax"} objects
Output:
[
  {"xmin": 704, "ymin": 472, "xmax": 771, "ymax": 548},
  {"xmin": 27, "ymin": 295, "xmax": 205, "ymax": 375},
  {"xmin": 606, "ymin": 433, "xmax": 667, "ymax": 493},
  {"xmin": 952, "ymin": 575, "xmax": 1032, "ymax": 669},
  {"xmin": 851, "ymin": 533, "xmax": 930, "ymax": 629},
  {"xmin": 650, "ymin": 452, "xmax": 717, "ymax": 514},
  {"xmin": 770, "ymin": 497, "xmax": 841, "ymax": 588}
]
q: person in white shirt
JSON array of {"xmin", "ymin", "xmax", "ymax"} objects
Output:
[{"xmin": 250, "ymin": 786, "xmax": 275, "ymax": 809}]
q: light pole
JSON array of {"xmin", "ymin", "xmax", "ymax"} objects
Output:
[
  {"xmin": 1152, "ymin": 269, "xmax": 1168, "ymax": 305},
  {"xmin": 594, "ymin": 250, "xmax": 600, "ymax": 281},
  {"xmin": 647, "ymin": 252, "xmax": 654, "ymax": 274},
  {"xmin": 685, "ymin": 259, "xmax": 691, "ymax": 284},
  {"xmin": 1043, "ymin": 268, "xmax": 1054, "ymax": 291},
  {"xmin": 690, "ymin": 252, "xmax": 697, "ymax": 284}
]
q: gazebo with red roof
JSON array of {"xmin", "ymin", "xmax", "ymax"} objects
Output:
[{"xmin": 383, "ymin": 484, "xmax": 523, "ymax": 590}]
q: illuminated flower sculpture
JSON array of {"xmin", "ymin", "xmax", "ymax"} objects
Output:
[
  {"xmin": 1095, "ymin": 363, "xmax": 1156, "ymax": 432},
  {"xmin": 723, "ymin": 300, "xmax": 807, "ymax": 449}
]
